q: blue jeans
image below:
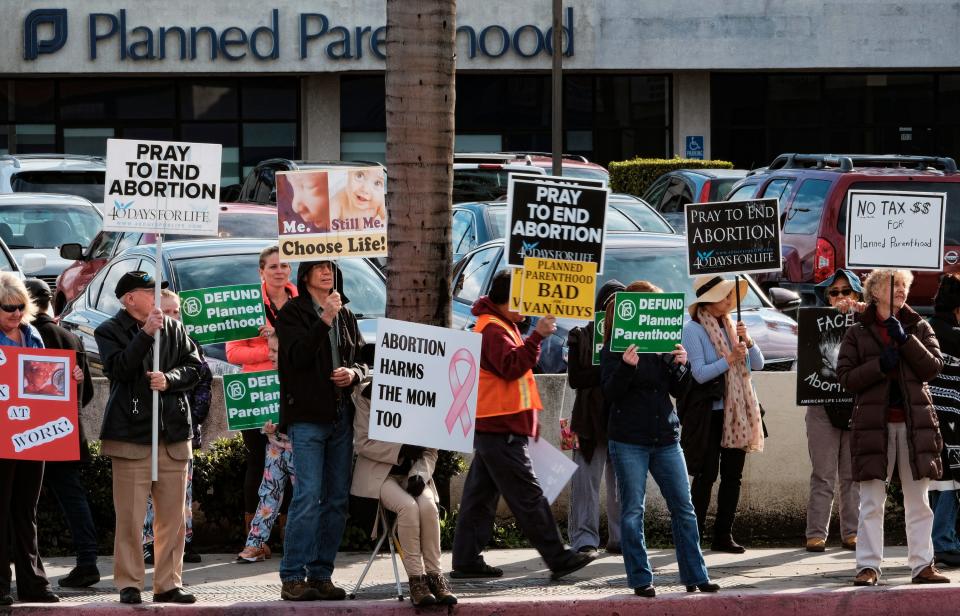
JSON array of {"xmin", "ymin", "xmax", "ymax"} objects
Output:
[
  {"xmin": 279, "ymin": 413, "xmax": 354, "ymax": 583},
  {"xmin": 608, "ymin": 439, "xmax": 709, "ymax": 589},
  {"xmin": 931, "ymin": 490, "xmax": 960, "ymax": 553},
  {"xmin": 43, "ymin": 462, "xmax": 98, "ymax": 567}
]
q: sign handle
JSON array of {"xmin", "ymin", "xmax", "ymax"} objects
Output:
[
  {"xmin": 735, "ymin": 274, "xmax": 743, "ymax": 340},
  {"xmin": 889, "ymin": 273, "xmax": 894, "ymax": 320},
  {"xmin": 152, "ymin": 231, "xmax": 163, "ymax": 482}
]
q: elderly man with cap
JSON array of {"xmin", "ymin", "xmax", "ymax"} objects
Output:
[
  {"xmin": 275, "ymin": 260, "xmax": 366, "ymax": 602},
  {"xmin": 25, "ymin": 279, "xmax": 99, "ymax": 589},
  {"xmin": 93, "ymin": 271, "xmax": 201, "ymax": 605}
]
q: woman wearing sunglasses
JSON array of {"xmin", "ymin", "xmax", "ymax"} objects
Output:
[
  {"xmin": 804, "ymin": 269, "xmax": 865, "ymax": 553},
  {"xmin": 0, "ymin": 272, "xmax": 59, "ymax": 604}
]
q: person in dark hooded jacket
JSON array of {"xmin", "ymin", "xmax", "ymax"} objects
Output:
[
  {"xmin": 566, "ymin": 280, "xmax": 625, "ymax": 555},
  {"xmin": 275, "ymin": 260, "xmax": 366, "ymax": 602}
]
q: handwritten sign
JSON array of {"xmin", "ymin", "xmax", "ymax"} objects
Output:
[{"xmin": 845, "ymin": 190, "xmax": 946, "ymax": 271}]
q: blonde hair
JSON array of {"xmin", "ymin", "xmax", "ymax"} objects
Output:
[
  {"xmin": 160, "ymin": 288, "xmax": 179, "ymax": 300},
  {"xmin": 863, "ymin": 269, "xmax": 914, "ymax": 305},
  {"xmin": 0, "ymin": 273, "xmax": 36, "ymax": 325}
]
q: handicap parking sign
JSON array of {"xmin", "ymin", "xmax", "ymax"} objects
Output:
[{"xmin": 685, "ymin": 135, "xmax": 704, "ymax": 160}]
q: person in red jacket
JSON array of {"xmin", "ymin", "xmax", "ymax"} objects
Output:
[
  {"xmin": 451, "ymin": 269, "xmax": 595, "ymax": 581},
  {"xmin": 226, "ymin": 246, "xmax": 298, "ymax": 543}
]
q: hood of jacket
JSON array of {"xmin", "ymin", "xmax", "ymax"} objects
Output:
[
  {"xmin": 595, "ymin": 279, "xmax": 626, "ymax": 311},
  {"xmin": 471, "ymin": 295, "xmax": 503, "ymax": 319},
  {"xmin": 296, "ymin": 261, "xmax": 350, "ymax": 305},
  {"xmin": 814, "ymin": 268, "xmax": 864, "ymax": 306}
]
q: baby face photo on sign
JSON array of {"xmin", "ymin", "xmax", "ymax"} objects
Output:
[
  {"xmin": 19, "ymin": 355, "xmax": 68, "ymax": 401},
  {"xmin": 328, "ymin": 167, "xmax": 386, "ymax": 233}
]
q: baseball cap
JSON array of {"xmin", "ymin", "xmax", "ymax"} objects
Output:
[
  {"xmin": 24, "ymin": 278, "xmax": 52, "ymax": 302},
  {"xmin": 115, "ymin": 271, "xmax": 169, "ymax": 298}
]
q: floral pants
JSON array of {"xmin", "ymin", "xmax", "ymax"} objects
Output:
[
  {"xmin": 143, "ymin": 458, "xmax": 193, "ymax": 545},
  {"xmin": 246, "ymin": 439, "xmax": 296, "ymax": 548}
]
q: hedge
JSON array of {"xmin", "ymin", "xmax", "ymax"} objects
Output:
[{"xmin": 609, "ymin": 157, "xmax": 735, "ymax": 198}]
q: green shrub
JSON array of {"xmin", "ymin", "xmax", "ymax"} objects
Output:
[
  {"xmin": 191, "ymin": 434, "xmax": 249, "ymax": 545},
  {"xmin": 609, "ymin": 157, "xmax": 734, "ymax": 197}
]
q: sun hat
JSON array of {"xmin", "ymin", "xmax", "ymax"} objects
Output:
[{"xmin": 688, "ymin": 274, "xmax": 748, "ymax": 317}]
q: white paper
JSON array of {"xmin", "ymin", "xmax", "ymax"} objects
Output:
[
  {"xmin": 845, "ymin": 189, "xmax": 947, "ymax": 271},
  {"xmin": 527, "ymin": 437, "xmax": 578, "ymax": 505}
]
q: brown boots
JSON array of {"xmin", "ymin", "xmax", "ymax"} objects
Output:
[
  {"xmin": 426, "ymin": 572, "xmax": 458, "ymax": 605},
  {"xmin": 408, "ymin": 575, "xmax": 437, "ymax": 606}
]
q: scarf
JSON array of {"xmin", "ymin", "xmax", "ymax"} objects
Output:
[{"xmin": 697, "ymin": 307, "xmax": 764, "ymax": 453}]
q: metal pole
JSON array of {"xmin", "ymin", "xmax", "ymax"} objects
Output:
[
  {"xmin": 735, "ymin": 274, "xmax": 743, "ymax": 340},
  {"xmin": 551, "ymin": 0, "xmax": 563, "ymax": 177},
  {"xmin": 152, "ymin": 231, "xmax": 162, "ymax": 482}
]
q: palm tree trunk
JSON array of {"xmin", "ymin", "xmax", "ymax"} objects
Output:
[{"xmin": 385, "ymin": 0, "xmax": 457, "ymax": 327}]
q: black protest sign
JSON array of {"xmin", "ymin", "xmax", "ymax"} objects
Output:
[
  {"xmin": 506, "ymin": 178, "xmax": 609, "ymax": 272},
  {"xmin": 685, "ymin": 198, "xmax": 781, "ymax": 276},
  {"xmin": 796, "ymin": 308, "xmax": 855, "ymax": 406}
]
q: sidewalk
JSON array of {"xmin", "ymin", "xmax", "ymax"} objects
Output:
[{"xmin": 14, "ymin": 547, "xmax": 960, "ymax": 614}]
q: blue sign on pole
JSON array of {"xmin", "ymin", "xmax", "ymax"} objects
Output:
[{"xmin": 685, "ymin": 136, "xmax": 704, "ymax": 160}]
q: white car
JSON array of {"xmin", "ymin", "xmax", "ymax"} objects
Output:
[{"xmin": 0, "ymin": 154, "xmax": 106, "ymax": 207}]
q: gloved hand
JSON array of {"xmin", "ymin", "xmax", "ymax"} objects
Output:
[
  {"xmin": 406, "ymin": 475, "xmax": 426, "ymax": 497},
  {"xmin": 879, "ymin": 345, "xmax": 900, "ymax": 372},
  {"xmin": 399, "ymin": 444, "xmax": 426, "ymax": 461},
  {"xmin": 885, "ymin": 316, "xmax": 908, "ymax": 345}
]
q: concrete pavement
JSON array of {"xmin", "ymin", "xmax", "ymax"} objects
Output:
[{"xmin": 10, "ymin": 546, "xmax": 960, "ymax": 614}]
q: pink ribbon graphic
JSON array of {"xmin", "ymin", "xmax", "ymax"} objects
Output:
[{"xmin": 446, "ymin": 348, "xmax": 477, "ymax": 436}]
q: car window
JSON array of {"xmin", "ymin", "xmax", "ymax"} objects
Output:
[
  {"xmin": 0, "ymin": 246, "xmax": 15, "ymax": 272},
  {"xmin": 559, "ymin": 167, "xmax": 609, "ymax": 182},
  {"xmin": 240, "ymin": 171, "xmax": 258, "ymax": 202},
  {"xmin": 453, "ymin": 246, "xmax": 499, "ymax": 303},
  {"xmin": 115, "ymin": 233, "xmax": 141, "ymax": 255},
  {"xmin": 453, "ymin": 169, "xmax": 514, "ymax": 203},
  {"xmin": 253, "ymin": 167, "xmax": 277, "ymax": 204},
  {"xmin": 94, "ymin": 258, "xmax": 142, "ymax": 315},
  {"xmin": 452, "ymin": 210, "xmax": 477, "ymax": 254},
  {"xmin": 710, "ymin": 178, "xmax": 741, "ymax": 201},
  {"xmin": 727, "ymin": 183, "xmax": 760, "ymax": 201},
  {"xmin": 0, "ymin": 202, "xmax": 101, "ymax": 249},
  {"xmin": 609, "ymin": 201, "xmax": 674, "ymax": 234},
  {"xmin": 660, "ymin": 178, "xmax": 694, "ymax": 214},
  {"xmin": 837, "ymin": 181, "xmax": 960, "ymax": 245},
  {"xmin": 338, "ymin": 259, "xmax": 386, "ymax": 318},
  {"xmin": 164, "ymin": 214, "xmax": 278, "ymax": 240},
  {"xmin": 642, "ymin": 177, "xmax": 671, "ymax": 209},
  {"xmin": 10, "ymin": 171, "xmax": 105, "ymax": 203},
  {"xmin": 783, "ymin": 179, "xmax": 831, "ymax": 235},
  {"xmin": 88, "ymin": 231, "xmax": 120, "ymax": 260},
  {"xmin": 761, "ymin": 178, "xmax": 796, "ymax": 202},
  {"xmin": 173, "ymin": 253, "xmax": 266, "ymax": 291}
]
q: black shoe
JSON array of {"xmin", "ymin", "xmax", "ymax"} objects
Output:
[
  {"xmin": 120, "ymin": 588, "xmax": 142, "ymax": 604},
  {"xmin": 183, "ymin": 543, "xmax": 202, "ymax": 564},
  {"xmin": 550, "ymin": 551, "xmax": 595, "ymax": 581},
  {"xmin": 711, "ymin": 536, "xmax": 746, "ymax": 554},
  {"xmin": 0, "ymin": 594, "xmax": 11, "ymax": 606},
  {"xmin": 578, "ymin": 545, "xmax": 599, "ymax": 555},
  {"xmin": 153, "ymin": 587, "xmax": 197, "ymax": 603},
  {"xmin": 143, "ymin": 543, "xmax": 154, "ymax": 565},
  {"xmin": 450, "ymin": 561, "xmax": 504, "ymax": 578},
  {"xmin": 18, "ymin": 589, "xmax": 59, "ymax": 603},
  {"xmin": 686, "ymin": 582, "xmax": 721, "ymax": 593},
  {"xmin": 634, "ymin": 585, "xmax": 656, "ymax": 597},
  {"xmin": 935, "ymin": 550, "xmax": 960, "ymax": 568},
  {"xmin": 59, "ymin": 564, "xmax": 101, "ymax": 588}
]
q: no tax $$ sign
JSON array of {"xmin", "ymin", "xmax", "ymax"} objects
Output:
[
  {"xmin": 223, "ymin": 370, "xmax": 280, "ymax": 431},
  {"xmin": 845, "ymin": 190, "xmax": 947, "ymax": 271},
  {"xmin": 179, "ymin": 284, "xmax": 265, "ymax": 345},
  {"xmin": 610, "ymin": 292, "xmax": 684, "ymax": 353}
]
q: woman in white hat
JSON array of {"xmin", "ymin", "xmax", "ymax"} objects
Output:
[{"xmin": 679, "ymin": 275, "xmax": 765, "ymax": 554}]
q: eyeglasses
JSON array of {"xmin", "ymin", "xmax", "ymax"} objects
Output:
[
  {"xmin": 0, "ymin": 304, "xmax": 25, "ymax": 313},
  {"xmin": 828, "ymin": 288, "xmax": 854, "ymax": 298}
]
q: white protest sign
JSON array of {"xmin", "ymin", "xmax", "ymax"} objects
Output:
[
  {"xmin": 527, "ymin": 437, "xmax": 578, "ymax": 505},
  {"xmin": 370, "ymin": 318, "xmax": 481, "ymax": 453},
  {"xmin": 103, "ymin": 139, "xmax": 223, "ymax": 236},
  {"xmin": 845, "ymin": 190, "xmax": 947, "ymax": 271}
]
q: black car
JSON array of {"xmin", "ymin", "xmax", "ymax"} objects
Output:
[
  {"xmin": 642, "ymin": 168, "xmax": 747, "ymax": 232},
  {"xmin": 224, "ymin": 158, "xmax": 385, "ymax": 204}
]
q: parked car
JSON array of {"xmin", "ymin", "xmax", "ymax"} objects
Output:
[
  {"xmin": 0, "ymin": 234, "xmax": 43, "ymax": 280},
  {"xmin": 452, "ymin": 195, "xmax": 675, "ymax": 262},
  {"xmin": 0, "ymin": 154, "xmax": 106, "ymax": 205},
  {"xmin": 643, "ymin": 168, "xmax": 748, "ymax": 232},
  {"xmin": 0, "ymin": 193, "xmax": 101, "ymax": 291},
  {"xmin": 475, "ymin": 152, "xmax": 610, "ymax": 182},
  {"xmin": 225, "ymin": 159, "xmax": 385, "ymax": 205},
  {"xmin": 451, "ymin": 234, "xmax": 800, "ymax": 373},
  {"xmin": 452, "ymin": 152, "xmax": 609, "ymax": 202},
  {"xmin": 727, "ymin": 153, "xmax": 960, "ymax": 310},
  {"xmin": 59, "ymin": 238, "xmax": 386, "ymax": 375},
  {"xmin": 55, "ymin": 203, "xmax": 281, "ymax": 313}
]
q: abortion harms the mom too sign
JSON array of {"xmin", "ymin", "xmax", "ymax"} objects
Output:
[
  {"xmin": 845, "ymin": 190, "xmax": 947, "ymax": 271},
  {"xmin": 369, "ymin": 318, "xmax": 481, "ymax": 453},
  {"xmin": 103, "ymin": 139, "xmax": 223, "ymax": 236}
]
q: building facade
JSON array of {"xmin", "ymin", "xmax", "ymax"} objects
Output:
[{"xmin": 5, "ymin": 1, "xmax": 960, "ymax": 180}]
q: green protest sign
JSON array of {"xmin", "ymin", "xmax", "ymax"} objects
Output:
[
  {"xmin": 592, "ymin": 310, "xmax": 605, "ymax": 366},
  {"xmin": 179, "ymin": 284, "xmax": 265, "ymax": 345},
  {"xmin": 223, "ymin": 370, "xmax": 280, "ymax": 431},
  {"xmin": 610, "ymin": 292, "xmax": 684, "ymax": 353}
]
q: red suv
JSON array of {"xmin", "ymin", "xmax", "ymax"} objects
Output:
[{"xmin": 727, "ymin": 154, "xmax": 960, "ymax": 311}]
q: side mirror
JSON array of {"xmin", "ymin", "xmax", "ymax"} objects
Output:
[
  {"xmin": 60, "ymin": 243, "xmax": 84, "ymax": 261},
  {"xmin": 20, "ymin": 253, "xmax": 47, "ymax": 275},
  {"xmin": 768, "ymin": 287, "xmax": 802, "ymax": 313}
]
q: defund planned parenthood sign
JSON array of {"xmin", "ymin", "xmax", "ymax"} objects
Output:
[
  {"xmin": 610, "ymin": 292, "xmax": 684, "ymax": 353},
  {"xmin": 845, "ymin": 190, "xmax": 947, "ymax": 271},
  {"xmin": 223, "ymin": 370, "xmax": 280, "ymax": 431},
  {"xmin": 103, "ymin": 139, "xmax": 222, "ymax": 235},
  {"xmin": 179, "ymin": 284, "xmax": 265, "ymax": 345},
  {"xmin": 685, "ymin": 199, "xmax": 781, "ymax": 276}
]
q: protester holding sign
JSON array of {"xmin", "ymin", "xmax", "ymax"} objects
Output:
[
  {"xmin": 838, "ymin": 269, "xmax": 947, "ymax": 586},
  {"xmin": 804, "ymin": 270, "xmax": 864, "ymax": 554},
  {"xmin": 226, "ymin": 246, "xmax": 297, "ymax": 545},
  {"xmin": 452, "ymin": 270, "xmax": 595, "ymax": 582},
  {"xmin": 680, "ymin": 275, "xmax": 764, "ymax": 554},
  {"xmin": 566, "ymin": 280, "xmax": 625, "ymax": 556},
  {"xmin": 275, "ymin": 261, "xmax": 366, "ymax": 602},
  {"xmin": 0, "ymin": 273, "xmax": 58, "ymax": 605},
  {"xmin": 94, "ymin": 271, "xmax": 202, "ymax": 605},
  {"xmin": 927, "ymin": 274, "xmax": 960, "ymax": 568}
]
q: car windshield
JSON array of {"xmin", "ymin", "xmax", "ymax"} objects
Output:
[
  {"xmin": 560, "ymin": 167, "xmax": 610, "ymax": 182},
  {"xmin": 600, "ymin": 247, "xmax": 766, "ymax": 310},
  {"xmin": 609, "ymin": 201, "xmax": 674, "ymax": 233},
  {"xmin": 485, "ymin": 204, "xmax": 648, "ymax": 236},
  {"xmin": 164, "ymin": 213, "xmax": 278, "ymax": 241},
  {"xmin": 1, "ymin": 203, "xmax": 101, "ymax": 249},
  {"xmin": 453, "ymin": 169, "xmax": 515, "ymax": 202},
  {"xmin": 11, "ymin": 171, "xmax": 105, "ymax": 203}
]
